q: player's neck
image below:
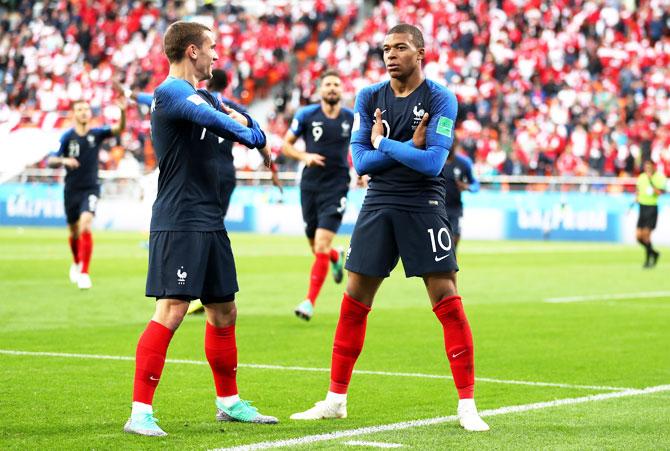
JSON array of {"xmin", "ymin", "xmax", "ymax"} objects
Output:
[
  {"xmin": 74, "ymin": 123, "xmax": 89, "ymax": 136},
  {"xmin": 169, "ymin": 64, "xmax": 200, "ymax": 90},
  {"xmin": 320, "ymin": 101, "xmax": 341, "ymax": 118},
  {"xmin": 389, "ymin": 69, "xmax": 424, "ymax": 98}
]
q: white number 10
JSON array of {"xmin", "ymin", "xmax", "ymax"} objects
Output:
[{"xmin": 427, "ymin": 227, "xmax": 452, "ymax": 253}]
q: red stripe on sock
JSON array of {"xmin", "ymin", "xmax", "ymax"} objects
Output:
[
  {"xmin": 69, "ymin": 236, "xmax": 79, "ymax": 264},
  {"xmin": 329, "ymin": 248, "xmax": 339, "ymax": 263},
  {"xmin": 133, "ymin": 321, "xmax": 174, "ymax": 405},
  {"xmin": 205, "ymin": 322, "xmax": 238, "ymax": 397},
  {"xmin": 433, "ymin": 295, "xmax": 475, "ymax": 399},
  {"xmin": 329, "ymin": 293, "xmax": 371, "ymax": 394},
  {"xmin": 78, "ymin": 231, "xmax": 93, "ymax": 274},
  {"xmin": 306, "ymin": 252, "xmax": 330, "ymax": 305}
]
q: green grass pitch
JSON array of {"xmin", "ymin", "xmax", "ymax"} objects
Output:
[{"xmin": 1, "ymin": 227, "xmax": 669, "ymax": 450}]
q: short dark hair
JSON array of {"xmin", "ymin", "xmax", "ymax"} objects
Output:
[
  {"xmin": 208, "ymin": 69, "xmax": 229, "ymax": 91},
  {"xmin": 319, "ymin": 69, "xmax": 341, "ymax": 81},
  {"xmin": 387, "ymin": 23, "xmax": 425, "ymax": 48},
  {"xmin": 163, "ymin": 21, "xmax": 211, "ymax": 64}
]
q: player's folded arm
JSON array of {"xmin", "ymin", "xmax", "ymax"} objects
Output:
[
  {"xmin": 350, "ymin": 88, "xmax": 397, "ymax": 175},
  {"xmin": 378, "ymin": 88, "xmax": 458, "ymax": 177},
  {"xmin": 163, "ymin": 83, "xmax": 266, "ymax": 149}
]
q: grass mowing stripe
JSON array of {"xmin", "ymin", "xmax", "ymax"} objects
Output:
[
  {"xmin": 0, "ymin": 349, "xmax": 632, "ymax": 391},
  {"xmin": 213, "ymin": 384, "xmax": 670, "ymax": 451},
  {"xmin": 545, "ymin": 291, "xmax": 670, "ymax": 303}
]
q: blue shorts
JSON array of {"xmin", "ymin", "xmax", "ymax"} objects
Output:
[
  {"xmin": 64, "ymin": 187, "xmax": 100, "ymax": 224},
  {"xmin": 445, "ymin": 207, "xmax": 463, "ymax": 236},
  {"xmin": 301, "ymin": 185, "xmax": 348, "ymax": 238},
  {"xmin": 146, "ymin": 230, "xmax": 238, "ymax": 302},
  {"xmin": 345, "ymin": 208, "xmax": 459, "ymax": 278}
]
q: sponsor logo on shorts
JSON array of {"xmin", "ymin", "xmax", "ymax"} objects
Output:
[
  {"xmin": 434, "ymin": 254, "xmax": 450, "ymax": 262},
  {"xmin": 177, "ymin": 266, "xmax": 188, "ymax": 285}
]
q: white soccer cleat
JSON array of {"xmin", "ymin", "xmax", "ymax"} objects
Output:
[
  {"xmin": 69, "ymin": 263, "xmax": 81, "ymax": 283},
  {"xmin": 78, "ymin": 273, "xmax": 92, "ymax": 290},
  {"xmin": 290, "ymin": 400, "xmax": 347, "ymax": 420},
  {"xmin": 457, "ymin": 399, "xmax": 489, "ymax": 432}
]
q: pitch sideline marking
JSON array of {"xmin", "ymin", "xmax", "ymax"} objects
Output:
[
  {"xmin": 213, "ymin": 384, "xmax": 670, "ymax": 451},
  {"xmin": 344, "ymin": 440, "xmax": 403, "ymax": 448},
  {"xmin": 545, "ymin": 291, "xmax": 670, "ymax": 304},
  {"xmin": 0, "ymin": 349, "xmax": 631, "ymax": 391}
]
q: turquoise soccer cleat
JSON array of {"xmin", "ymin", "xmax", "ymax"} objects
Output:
[
  {"xmin": 123, "ymin": 413, "xmax": 167, "ymax": 436},
  {"xmin": 294, "ymin": 300, "xmax": 314, "ymax": 321},
  {"xmin": 215, "ymin": 399, "xmax": 278, "ymax": 424},
  {"xmin": 331, "ymin": 247, "xmax": 345, "ymax": 284}
]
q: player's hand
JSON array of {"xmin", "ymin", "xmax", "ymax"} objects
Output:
[
  {"xmin": 258, "ymin": 146, "xmax": 273, "ymax": 169},
  {"xmin": 371, "ymin": 108, "xmax": 384, "ymax": 146},
  {"xmin": 357, "ymin": 175, "xmax": 369, "ymax": 188},
  {"xmin": 412, "ymin": 113, "xmax": 429, "ymax": 149},
  {"xmin": 112, "ymin": 80, "xmax": 125, "ymax": 97},
  {"xmin": 271, "ymin": 169, "xmax": 283, "ymax": 193},
  {"xmin": 63, "ymin": 158, "xmax": 80, "ymax": 169},
  {"xmin": 115, "ymin": 95, "xmax": 128, "ymax": 111},
  {"xmin": 456, "ymin": 181, "xmax": 469, "ymax": 192},
  {"xmin": 303, "ymin": 153, "xmax": 326, "ymax": 167},
  {"xmin": 221, "ymin": 104, "xmax": 248, "ymax": 127}
]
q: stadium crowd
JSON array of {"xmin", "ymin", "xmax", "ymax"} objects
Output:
[{"xmin": 1, "ymin": 0, "xmax": 669, "ymax": 178}]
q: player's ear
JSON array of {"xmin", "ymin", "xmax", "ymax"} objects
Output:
[
  {"xmin": 187, "ymin": 44, "xmax": 198, "ymax": 60},
  {"xmin": 417, "ymin": 47, "xmax": 425, "ymax": 63}
]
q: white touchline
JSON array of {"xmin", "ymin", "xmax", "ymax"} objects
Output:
[
  {"xmin": 545, "ymin": 291, "xmax": 670, "ymax": 304},
  {"xmin": 212, "ymin": 384, "xmax": 670, "ymax": 451},
  {"xmin": 344, "ymin": 440, "xmax": 403, "ymax": 448},
  {"xmin": 0, "ymin": 349, "xmax": 631, "ymax": 391}
]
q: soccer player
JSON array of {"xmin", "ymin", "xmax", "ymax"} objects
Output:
[
  {"xmin": 290, "ymin": 24, "xmax": 489, "ymax": 431},
  {"xmin": 635, "ymin": 160, "xmax": 666, "ymax": 268},
  {"xmin": 48, "ymin": 98, "xmax": 127, "ymax": 289},
  {"xmin": 123, "ymin": 21, "xmax": 277, "ymax": 437},
  {"xmin": 443, "ymin": 146, "xmax": 479, "ymax": 253},
  {"xmin": 282, "ymin": 70, "xmax": 354, "ymax": 321}
]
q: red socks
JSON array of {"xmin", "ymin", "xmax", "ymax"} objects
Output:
[
  {"xmin": 69, "ymin": 236, "xmax": 79, "ymax": 264},
  {"xmin": 433, "ymin": 295, "xmax": 475, "ymax": 399},
  {"xmin": 329, "ymin": 293, "xmax": 371, "ymax": 394},
  {"xmin": 133, "ymin": 321, "xmax": 175, "ymax": 405},
  {"xmin": 205, "ymin": 322, "xmax": 238, "ymax": 397},
  {"xmin": 306, "ymin": 252, "xmax": 330, "ymax": 305},
  {"xmin": 78, "ymin": 231, "xmax": 93, "ymax": 274},
  {"xmin": 329, "ymin": 248, "xmax": 339, "ymax": 263}
]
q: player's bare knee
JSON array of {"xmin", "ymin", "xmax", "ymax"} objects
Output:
[{"xmin": 205, "ymin": 302, "xmax": 237, "ymax": 328}]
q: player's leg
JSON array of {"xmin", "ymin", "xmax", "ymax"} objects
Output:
[
  {"xmin": 203, "ymin": 230, "xmax": 277, "ymax": 424},
  {"xmin": 67, "ymin": 221, "xmax": 81, "ymax": 283},
  {"xmin": 396, "ymin": 210, "xmax": 488, "ymax": 431},
  {"xmin": 295, "ymin": 189, "xmax": 320, "ymax": 319},
  {"xmin": 321, "ymin": 189, "xmax": 349, "ymax": 284},
  {"xmin": 125, "ymin": 298, "xmax": 189, "ymax": 436},
  {"xmin": 648, "ymin": 206, "xmax": 660, "ymax": 267},
  {"xmin": 292, "ymin": 210, "xmax": 397, "ymax": 420},
  {"xmin": 76, "ymin": 211, "xmax": 94, "ymax": 288},
  {"xmin": 64, "ymin": 191, "xmax": 81, "ymax": 283}
]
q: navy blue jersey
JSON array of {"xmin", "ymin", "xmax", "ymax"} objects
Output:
[
  {"xmin": 213, "ymin": 93, "xmax": 248, "ymax": 182},
  {"xmin": 351, "ymin": 79, "xmax": 458, "ymax": 212},
  {"xmin": 443, "ymin": 154, "xmax": 479, "ymax": 209},
  {"xmin": 149, "ymin": 77, "xmax": 266, "ymax": 232},
  {"xmin": 289, "ymin": 104, "xmax": 354, "ymax": 190},
  {"xmin": 53, "ymin": 126, "xmax": 113, "ymax": 191}
]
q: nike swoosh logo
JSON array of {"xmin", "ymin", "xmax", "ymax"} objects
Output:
[
  {"xmin": 435, "ymin": 254, "xmax": 450, "ymax": 262},
  {"xmin": 451, "ymin": 350, "xmax": 467, "ymax": 358},
  {"xmin": 149, "ymin": 376, "xmax": 160, "ymax": 381}
]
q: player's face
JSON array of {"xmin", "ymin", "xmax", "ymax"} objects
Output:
[
  {"xmin": 319, "ymin": 75, "xmax": 342, "ymax": 106},
  {"xmin": 194, "ymin": 31, "xmax": 218, "ymax": 81},
  {"xmin": 382, "ymin": 33, "xmax": 424, "ymax": 80},
  {"xmin": 644, "ymin": 161, "xmax": 654, "ymax": 176},
  {"xmin": 73, "ymin": 102, "xmax": 92, "ymax": 125}
]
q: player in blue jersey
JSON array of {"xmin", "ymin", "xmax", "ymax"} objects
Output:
[
  {"xmin": 291, "ymin": 24, "xmax": 489, "ymax": 431},
  {"xmin": 282, "ymin": 70, "xmax": 354, "ymax": 320},
  {"xmin": 48, "ymin": 98, "xmax": 127, "ymax": 289},
  {"xmin": 124, "ymin": 21, "xmax": 277, "ymax": 437},
  {"xmin": 443, "ymin": 147, "xmax": 479, "ymax": 253}
]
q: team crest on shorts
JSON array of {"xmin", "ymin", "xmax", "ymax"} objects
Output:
[{"xmin": 177, "ymin": 266, "xmax": 188, "ymax": 285}]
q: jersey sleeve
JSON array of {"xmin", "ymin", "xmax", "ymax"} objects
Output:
[
  {"xmin": 159, "ymin": 81, "xmax": 266, "ymax": 149},
  {"xmin": 135, "ymin": 92, "xmax": 153, "ymax": 106},
  {"xmin": 350, "ymin": 87, "xmax": 397, "ymax": 175},
  {"xmin": 51, "ymin": 131, "xmax": 69, "ymax": 157},
  {"xmin": 288, "ymin": 108, "xmax": 306, "ymax": 137},
  {"xmin": 93, "ymin": 126, "xmax": 114, "ymax": 141},
  {"xmin": 378, "ymin": 86, "xmax": 457, "ymax": 177}
]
